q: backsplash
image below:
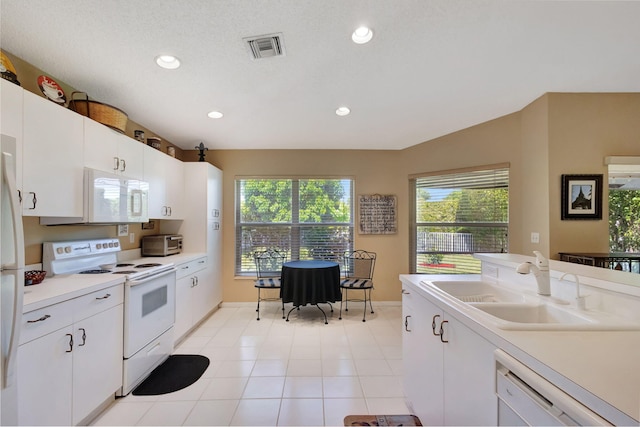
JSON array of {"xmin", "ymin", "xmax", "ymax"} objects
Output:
[{"xmin": 22, "ymin": 216, "xmax": 159, "ymax": 265}]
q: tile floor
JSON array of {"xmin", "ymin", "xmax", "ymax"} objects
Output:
[{"xmin": 92, "ymin": 302, "xmax": 408, "ymax": 426}]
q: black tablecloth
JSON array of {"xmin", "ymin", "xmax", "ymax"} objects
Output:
[{"xmin": 280, "ymin": 260, "xmax": 341, "ymax": 306}]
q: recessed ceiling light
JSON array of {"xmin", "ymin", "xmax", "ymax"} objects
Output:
[
  {"xmin": 352, "ymin": 26, "xmax": 373, "ymax": 44},
  {"xmin": 207, "ymin": 111, "xmax": 224, "ymax": 119},
  {"xmin": 336, "ymin": 106, "xmax": 351, "ymax": 116},
  {"xmin": 155, "ymin": 55, "xmax": 181, "ymax": 69}
]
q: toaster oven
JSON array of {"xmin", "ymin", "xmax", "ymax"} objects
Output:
[{"xmin": 141, "ymin": 234, "xmax": 183, "ymax": 256}]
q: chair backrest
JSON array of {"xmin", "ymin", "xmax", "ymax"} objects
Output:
[
  {"xmin": 343, "ymin": 250, "xmax": 376, "ymax": 280},
  {"xmin": 253, "ymin": 248, "xmax": 287, "ymax": 279}
]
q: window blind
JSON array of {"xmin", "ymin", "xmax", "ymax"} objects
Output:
[
  {"xmin": 412, "ymin": 167, "xmax": 509, "ymax": 274},
  {"xmin": 236, "ymin": 178, "xmax": 354, "ymax": 275}
]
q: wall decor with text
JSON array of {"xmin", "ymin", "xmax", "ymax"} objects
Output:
[{"xmin": 358, "ymin": 194, "xmax": 397, "ymax": 234}]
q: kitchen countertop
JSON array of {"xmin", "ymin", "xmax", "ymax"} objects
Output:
[
  {"xmin": 400, "ymin": 274, "xmax": 640, "ymax": 426},
  {"xmin": 23, "ymin": 274, "xmax": 125, "ymax": 313},
  {"xmin": 23, "ymin": 252, "xmax": 207, "ymax": 313}
]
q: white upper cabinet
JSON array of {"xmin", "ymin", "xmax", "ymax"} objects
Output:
[
  {"xmin": 0, "ymin": 80, "xmax": 23, "ymax": 192},
  {"xmin": 22, "ymin": 90, "xmax": 84, "ymax": 217},
  {"xmin": 143, "ymin": 145, "xmax": 184, "ymax": 219},
  {"xmin": 83, "ymin": 118, "xmax": 143, "ymax": 179}
]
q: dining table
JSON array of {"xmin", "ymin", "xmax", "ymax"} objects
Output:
[{"xmin": 280, "ymin": 260, "xmax": 341, "ymax": 324}]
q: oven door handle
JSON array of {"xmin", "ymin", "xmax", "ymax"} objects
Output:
[{"xmin": 127, "ymin": 268, "xmax": 176, "ymax": 286}]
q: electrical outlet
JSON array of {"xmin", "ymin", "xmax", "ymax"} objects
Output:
[
  {"xmin": 129, "ymin": 233, "xmax": 135, "ymax": 244},
  {"xmin": 117, "ymin": 224, "xmax": 129, "ymax": 236},
  {"xmin": 531, "ymin": 232, "xmax": 540, "ymax": 243}
]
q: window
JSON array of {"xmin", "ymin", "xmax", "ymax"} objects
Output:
[
  {"xmin": 410, "ymin": 166, "xmax": 509, "ymax": 274},
  {"xmin": 607, "ymin": 161, "xmax": 640, "ymax": 272},
  {"xmin": 236, "ymin": 178, "xmax": 354, "ymax": 275}
]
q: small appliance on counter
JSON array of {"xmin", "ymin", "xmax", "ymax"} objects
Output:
[{"xmin": 141, "ymin": 234, "xmax": 183, "ymax": 256}]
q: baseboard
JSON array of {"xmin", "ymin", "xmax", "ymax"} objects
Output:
[{"xmin": 220, "ymin": 300, "xmax": 401, "ymax": 308}]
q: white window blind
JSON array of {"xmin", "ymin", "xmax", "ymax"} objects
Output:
[
  {"xmin": 411, "ymin": 167, "xmax": 509, "ymax": 274},
  {"xmin": 236, "ymin": 178, "xmax": 354, "ymax": 274}
]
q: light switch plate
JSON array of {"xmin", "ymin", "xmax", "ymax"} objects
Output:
[{"xmin": 531, "ymin": 232, "xmax": 540, "ymax": 243}]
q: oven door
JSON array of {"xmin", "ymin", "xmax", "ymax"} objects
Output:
[{"xmin": 123, "ymin": 269, "xmax": 176, "ymax": 358}]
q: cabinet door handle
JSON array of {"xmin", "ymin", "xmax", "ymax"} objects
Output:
[
  {"xmin": 27, "ymin": 314, "xmax": 51, "ymax": 323},
  {"xmin": 191, "ymin": 277, "xmax": 196, "ymax": 288},
  {"xmin": 432, "ymin": 314, "xmax": 441, "ymax": 336},
  {"xmin": 65, "ymin": 333, "xmax": 74, "ymax": 353},
  {"xmin": 404, "ymin": 315, "xmax": 412, "ymax": 332},
  {"xmin": 167, "ymin": 206, "xmax": 172, "ymax": 216},
  {"xmin": 161, "ymin": 206, "xmax": 167, "ymax": 216},
  {"xmin": 120, "ymin": 159, "xmax": 126, "ymax": 172},
  {"xmin": 113, "ymin": 157, "xmax": 120, "ymax": 171},
  {"xmin": 439, "ymin": 320, "xmax": 449, "ymax": 343},
  {"xmin": 95, "ymin": 293, "xmax": 111, "ymax": 300},
  {"xmin": 78, "ymin": 328, "xmax": 87, "ymax": 346},
  {"xmin": 402, "ymin": 289, "xmax": 410, "ymax": 295},
  {"xmin": 29, "ymin": 192, "xmax": 37, "ymax": 209},
  {"xmin": 18, "ymin": 189, "xmax": 22, "ymax": 203}
]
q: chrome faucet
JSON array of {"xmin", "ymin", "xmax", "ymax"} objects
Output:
[
  {"xmin": 516, "ymin": 251, "xmax": 551, "ymax": 296},
  {"xmin": 560, "ymin": 272, "xmax": 586, "ymax": 309}
]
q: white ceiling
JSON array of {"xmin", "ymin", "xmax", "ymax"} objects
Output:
[{"xmin": 2, "ymin": 1, "xmax": 640, "ymax": 151}]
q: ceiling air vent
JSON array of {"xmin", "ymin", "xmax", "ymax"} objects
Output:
[{"xmin": 244, "ymin": 33, "xmax": 285, "ymax": 60}]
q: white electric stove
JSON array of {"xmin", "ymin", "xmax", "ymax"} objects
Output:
[{"xmin": 43, "ymin": 238, "xmax": 177, "ymax": 395}]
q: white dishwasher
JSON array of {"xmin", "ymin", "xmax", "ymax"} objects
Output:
[{"xmin": 494, "ymin": 349, "xmax": 612, "ymax": 426}]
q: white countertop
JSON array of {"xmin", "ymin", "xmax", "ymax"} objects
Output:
[
  {"xmin": 400, "ymin": 274, "xmax": 640, "ymax": 426},
  {"xmin": 23, "ymin": 252, "xmax": 207, "ymax": 313},
  {"xmin": 23, "ymin": 274, "xmax": 125, "ymax": 313}
]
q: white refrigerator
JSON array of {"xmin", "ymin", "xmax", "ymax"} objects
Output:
[{"xmin": 1, "ymin": 134, "xmax": 24, "ymax": 426}]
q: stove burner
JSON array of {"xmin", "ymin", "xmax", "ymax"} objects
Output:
[
  {"xmin": 79, "ymin": 269, "xmax": 112, "ymax": 274},
  {"xmin": 117, "ymin": 263, "xmax": 134, "ymax": 267},
  {"xmin": 112, "ymin": 270, "xmax": 137, "ymax": 274},
  {"xmin": 135, "ymin": 263, "xmax": 163, "ymax": 268}
]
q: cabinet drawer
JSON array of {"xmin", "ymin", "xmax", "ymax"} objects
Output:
[
  {"xmin": 21, "ymin": 301, "xmax": 73, "ymax": 345},
  {"xmin": 176, "ymin": 256, "xmax": 207, "ymax": 279},
  {"xmin": 73, "ymin": 284, "xmax": 124, "ymax": 322}
]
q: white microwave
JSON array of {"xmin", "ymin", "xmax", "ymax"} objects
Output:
[{"xmin": 41, "ymin": 168, "xmax": 149, "ymax": 225}]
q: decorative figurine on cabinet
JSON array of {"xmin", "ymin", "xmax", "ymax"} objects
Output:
[{"xmin": 195, "ymin": 142, "xmax": 208, "ymax": 162}]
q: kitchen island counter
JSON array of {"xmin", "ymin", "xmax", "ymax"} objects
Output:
[{"xmin": 400, "ymin": 272, "xmax": 640, "ymax": 425}]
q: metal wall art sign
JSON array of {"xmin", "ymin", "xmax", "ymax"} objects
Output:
[{"xmin": 358, "ymin": 194, "xmax": 397, "ymax": 234}]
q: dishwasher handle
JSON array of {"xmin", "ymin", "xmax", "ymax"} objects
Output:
[{"xmin": 494, "ymin": 349, "xmax": 612, "ymax": 426}]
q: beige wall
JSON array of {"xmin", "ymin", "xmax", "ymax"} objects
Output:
[
  {"xmin": 520, "ymin": 94, "xmax": 551, "ymax": 255},
  {"xmin": 205, "ymin": 149, "xmax": 405, "ymax": 303},
  {"xmin": 547, "ymin": 93, "xmax": 640, "ymax": 257}
]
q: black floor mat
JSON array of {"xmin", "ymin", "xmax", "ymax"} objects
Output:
[{"xmin": 132, "ymin": 354, "xmax": 210, "ymax": 396}]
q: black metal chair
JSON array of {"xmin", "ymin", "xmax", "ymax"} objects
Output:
[
  {"xmin": 339, "ymin": 250, "xmax": 376, "ymax": 322},
  {"xmin": 253, "ymin": 248, "xmax": 287, "ymax": 320}
]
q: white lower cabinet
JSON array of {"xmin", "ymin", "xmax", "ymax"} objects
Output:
[
  {"xmin": 18, "ymin": 285, "xmax": 124, "ymax": 426},
  {"xmin": 174, "ymin": 256, "xmax": 209, "ymax": 343},
  {"xmin": 402, "ymin": 282, "xmax": 497, "ymax": 426}
]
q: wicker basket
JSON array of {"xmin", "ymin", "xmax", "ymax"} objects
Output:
[
  {"xmin": 25, "ymin": 270, "xmax": 47, "ymax": 286},
  {"xmin": 68, "ymin": 91, "xmax": 128, "ymax": 133}
]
